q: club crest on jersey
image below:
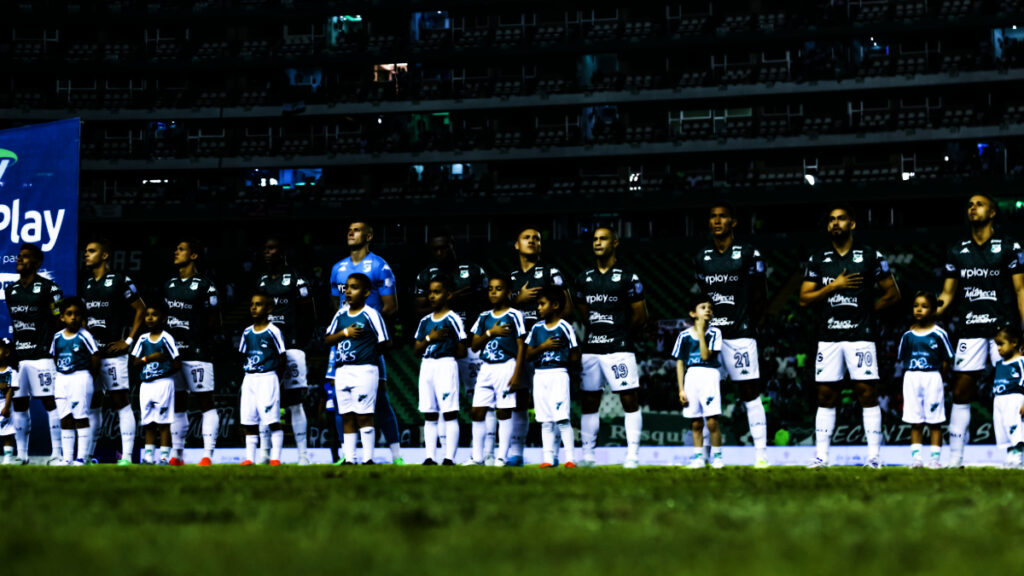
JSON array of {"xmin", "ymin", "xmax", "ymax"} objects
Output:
[
  {"xmin": 853, "ymin": 250, "xmax": 863, "ymax": 263},
  {"xmin": 32, "ymin": 284, "xmax": 40, "ymax": 294},
  {"xmin": 104, "ymin": 278, "xmax": 113, "ymax": 287},
  {"xmin": 282, "ymin": 275, "xmax": 291, "ymax": 286},
  {"xmin": 534, "ymin": 269, "xmax": 543, "ymax": 279},
  {"xmin": 363, "ymin": 261, "xmax": 372, "ymax": 272},
  {"xmin": 190, "ymin": 281, "xmax": 199, "ymax": 291},
  {"xmin": 992, "ymin": 244, "xmax": 1002, "ymax": 254},
  {"xmin": 732, "ymin": 249, "xmax": 742, "ymax": 260},
  {"xmin": 611, "ymin": 273, "xmax": 621, "ymax": 282},
  {"xmin": 460, "ymin": 269, "xmax": 469, "ymax": 279}
]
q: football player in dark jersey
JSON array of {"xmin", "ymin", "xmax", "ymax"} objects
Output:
[
  {"xmin": 82, "ymin": 240, "xmax": 145, "ymax": 464},
  {"xmin": 575, "ymin": 227, "xmax": 647, "ymax": 468},
  {"xmin": 936, "ymin": 194, "xmax": 1024, "ymax": 467},
  {"xmin": 695, "ymin": 202, "xmax": 770, "ymax": 467},
  {"xmin": 799, "ymin": 206, "xmax": 900, "ymax": 468}
]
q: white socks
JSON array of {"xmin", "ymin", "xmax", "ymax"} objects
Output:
[
  {"xmin": 444, "ymin": 417, "xmax": 460, "ymax": 461},
  {"xmin": 472, "ymin": 420, "xmax": 486, "ymax": 463},
  {"xmin": 624, "ymin": 410, "xmax": 642, "ymax": 461},
  {"xmin": 245, "ymin": 435, "xmax": 259, "ymax": 463},
  {"xmin": 815, "ymin": 407, "xmax": 836, "ymax": 461},
  {"xmin": 484, "ymin": 410, "xmax": 497, "ymax": 460},
  {"xmin": 359, "ymin": 426, "xmax": 375, "ymax": 463},
  {"xmin": 509, "ymin": 410, "xmax": 527, "ymax": 458},
  {"xmin": 258, "ymin": 425, "xmax": 271, "ymax": 462},
  {"xmin": 171, "ymin": 412, "xmax": 187, "ymax": 459},
  {"xmin": 61, "ymin": 429, "xmax": 76, "ymax": 462},
  {"xmin": 270, "ymin": 429, "xmax": 284, "ymax": 462},
  {"xmin": 746, "ymin": 397, "xmax": 768, "ymax": 455},
  {"xmin": 541, "ymin": 421, "xmax": 557, "ymax": 464},
  {"xmin": 343, "ymin": 432, "xmax": 358, "ymax": 463},
  {"xmin": 581, "ymin": 412, "xmax": 599, "ymax": 460},
  {"xmin": 558, "ymin": 420, "xmax": 575, "ymax": 463},
  {"xmin": 201, "ymin": 409, "xmax": 219, "ymax": 459},
  {"xmin": 910, "ymin": 443, "xmax": 922, "ymax": 461},
  {"xmin": 949, "ymin": 403, "xmax": 971, "ymax": 460},
  {"xmin": 48, "ymin": 409, "xmax": 62, "ymax": 459},
  {"xmin": 497, "ymin": 417, "xmax": 512, "ymax": 462},
  {"xmin": 143, "ymin": 444, "xmax": 156, "ymax": 464},
  {"xmin": 13, "ymin": 410, "xmax": 28, "ymax": 460},
  {"xmin": 423, "ymin": 420, "xmax": 438, "ymax": 461},
  {"xmin": 289, "ymin": 404, "xmax": 307, "ymax": 460},
  {"xmin": 87, "ymin": 408, "xmax": 102, "ymax": 459},
  {"xmin": 863, "ymin": 406, "xmax": 882, "ymax": 460},
  {"xmin": 118, "ymin": 405, "xmax": 136, "ymax": 460}
]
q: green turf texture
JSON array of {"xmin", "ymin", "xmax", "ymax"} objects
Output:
[{"xmin": 3, "ymin": 466, "xmax": 1019, "ymax": 575}]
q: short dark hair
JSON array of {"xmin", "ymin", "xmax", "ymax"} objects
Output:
[
  {"xmin": 689, "ymin": 294, "xmax": 714, "ymax": 312},
  {"xmin": 488, "ymin": 274, "xmax": 511, "ymax": 289},
  {"xmin": 251, "ymin": 291, "xmax": 273, "ymax": 305},
  {"xmin": 58, "ymin": 296, "xmax": 85, "ymax": 314},
  {"xmin": 88, "ymin": 238, "xmax": 112, "ymax": 253},
  {"xmin": 147, "ymin": 300, "xmax": 169, "ymax": 318},
  {"xmin": 709, "ymin": 200, "xmax": 735, "ymax": 218},
  {"xmin": 180, "ymin": 238, "xmax": 202, "ymax": 257},
  {"xmin": 826, "ymin": 204, "xmax": 856, "ymax": 221},
  {"xmin": 429, "ymin": 228, "xmax": 453, "ymax": 242},
  {"xmin": 996, "ymin": 324, "xmax": 1022, "ymax": 346},
  {"xmin": 429, "ymin": 274, "xmax": 454, "ymax": 292},
  {"xmin": 19, "ymin": 243, "xmax": 43, "ymax": 260},
  {"xmin": 347, "ymin": 272, "xmax": 372, "ymax": 291},
  {"xmin": 538, "ymin": 285, "xmax": 565, "ymax": 309},
  {"xmin": 913, "ymin": 290, "xmax": 938, "ymax": 311}
]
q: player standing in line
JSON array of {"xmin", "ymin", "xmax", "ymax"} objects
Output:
[
  {"xmin": 414, "ymin": 277, "xmax": 468, "ymax": 465},
  {"xmin": 238, "ymin": 293, "xmax": 287, "ymax": 466},
  {"xmin": 329, "ymin": 221, "xmax": 404, "ymax": 464},
  {"xmin": 0, "ymin": 339, "xmax": 18, "ymax": 464},
  {"xmin": 508, "ymin": 227, "xmax": 571, "ymax": 466},
  {"xmin": 412, "ymin": 230, "xmax": 490, "ymax": 464},
  {"xmin": 991, "ymin": 325, "xmax": 1024, "ymax": 468},
  {"xmin": 936, "ymin": 194, "xmax": 1024, "ymax": 467},
  {"xmin": 325, "ymin": 274, "xmax": 390, "ymax": 465},
  {"xmin": 575, "ymin": 227, "xmax": 647, "ymax": 468},
  {"xmin": 897, "ymin": 292, "xmax": 953, "ymax": 468},
  {"xmin": 130, "ymin": 302, "xmax": 180, "ymax": 466},
  {"xmin": 257, "ymin": 237, "xmax": 315, "ymax": 465},
  {"xmin": 799, "ymin": 206, "xmax": 901, "ymax": 468},
  {"xmin": 82, "ymin": 240, "xmax": 145, "ymax": 465},
  {"xmin": 468, "ymin": 276, "xmax": 527, "ymax": 466},
  {"xmin": 673, "ymin": 296, "xmax": 725, "ymax": 469},
  {"xmin": 526, "ymin": 286, "xmax": 579, "ymax": 468},
  {"xmin": 163, "ymin": 239, "xmax": 221, "ymax": 466},
  {"xmin": 7, "ymin": 243, "xmax": 64, "ymax": 464},
  {"xmin": 695, "ymin": 202, "xmax": 770, "ymax": 467},
  {"xmin": 50, "ymin": 297, "xmax": 100, "ymax": 466}
]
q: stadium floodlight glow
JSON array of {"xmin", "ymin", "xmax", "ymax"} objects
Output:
[
  {"xmin": 902, "ymin": 171, "xmax": 915, "ymax": 181},
  {"xmin": 804, "ymin": 174, "xmax": 816, "ymax": 186}
]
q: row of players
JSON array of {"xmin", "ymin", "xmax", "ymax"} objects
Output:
[{"xmin": 0, "ymin": 193, "xmax": 1021, "ymax": 466}]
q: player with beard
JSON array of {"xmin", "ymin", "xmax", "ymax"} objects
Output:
[
  {"xmin": 936, "ymin": 194, "xmax": 1024, "ymax": 467},
  {"xmin": 800, "ymin": 206, "xmax": 900, "ymax": 468}
]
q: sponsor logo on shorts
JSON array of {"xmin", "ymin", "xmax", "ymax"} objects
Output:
[
  {"xmin": 930, "ymin": 403, "xmax": 940, "ymax": 413},
  {"xmin": 705, "ymin": 397, "xmax": 714, "ymax": 406},
  {"xmin": 442, "ymin": 392, "xmax": 451, "ymax": 400},
  {"xmin": 358, "ymin": 394, "xmax": 367, "ymax": 402}
]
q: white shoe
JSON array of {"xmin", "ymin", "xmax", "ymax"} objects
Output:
[
  {"xmin": 754, "ymin": 457, "xmax": 771, "ymax": 469},
  {"xmin": 494, "ymin": 457, "xmax": 506, "ymax": 467},
  {"xmin": 298, "ymin": 454, "xmax": 311, "ymax": 466},
  {"xmin": 46, "ymin": 456, "xmax": 64, "ymax": 466},
  {"xmin": 926, "ymin": 459, "xmax": 942, "ymax": 469},
  {"xmin": 687, "ymin": 456, "xmax": 706, "ymax": 469},
  {"xmin": 49, "ymin": 459, "xmax": 68, "ymax": 467},
  {"xmin": 578, "ymin": 457, "xmax": 597, "ymax": 468},
  {"xmin": 946, "ymin": 454, "xmax": 964, "ymax": 469},
  {"xmin": 711, "ymin": 457, "xmax": 725, "ymax": 469},
  {"xmin": 864, "ymin": 457, "xmax": 882, "ymax": 469},
  {"xmin": 909, "ymin": 459, "xmax": 924, "ymax": 469},
  {"xmin": 483, "ymin": 454, "xmax": 495, "ymax": 467},
  {"xmin": 256, "ymin": 449, "xmax": 270, "ymax": 466},
  {"xmin": 460, "ymin": 458, "xmax": 483, "ymax": 466},
  {"xmin": 807, "ymin": 457, "xmax": 828, "ymax": 469},
  {"xmin": 623, "ymin": 458, "xmax": 639, "ymax": 469},
  {"xmin": 1, "ymin": 454, "xmax": 11, "ymax": 465}
]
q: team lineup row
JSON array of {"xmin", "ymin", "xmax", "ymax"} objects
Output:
[{"xmin": 0, "ymin": 194, "xmax": 1022, "ymax": 467}]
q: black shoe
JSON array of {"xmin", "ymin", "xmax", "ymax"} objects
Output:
[
  {"xmin": 441, "ymin": 458, "xmax": 455, "ymax": 466},
  {"xmin": 362, "ymin": 460, "xmax": 375, "ymax": 465},
  {"xmin": 422, "ymin": 458, "xmax": 438, "ymax": 466},
  {"xmin": 340, "ymin": 461, "xmax": 355, "ymax": 466}
]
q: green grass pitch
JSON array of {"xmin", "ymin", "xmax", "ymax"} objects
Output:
[{"xmin": 2, "ymin": 466, "xmax": 1020, "ymax": 576}]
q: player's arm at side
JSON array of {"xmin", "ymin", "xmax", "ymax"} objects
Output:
[
  {"xmin": 1, "ymin": 383, "xmax": 13, "ymax": 417},
  {"xmin": 676, "ymin": 360, "xmax": 688, "ymax": 407},
  {"xmin": 935, "ymin": 277, "xmax": 958, "ymax": 318},
  {"xmin": 452, "ymin": 316, "xmax": 468, "ymax": 360},
  {"xmin": 508, "ymin": 337, "xmax": 526, "ymax": 392},
  {"xmin": 874, "ymin": 275, "xmax": 901, "ymax": 311},
  {"xmin": 1013, "ymin": 272, "xmax": 1024, "ymax": 328},
  {"xmin": 413, "ymin": 271, "xmax": 432, "ymax": 318}
]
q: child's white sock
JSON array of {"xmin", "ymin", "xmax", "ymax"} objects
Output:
[
  {"xmin": 359, "ymin": 426, "xmax": 375, "ymax": 463},
  {"xmin": 270, "ymin": 429, "xmax": 284, "ymax": 462},
  {"xmin": 815, "ymin": 407, "xmax": 836, "ymax": 462}
]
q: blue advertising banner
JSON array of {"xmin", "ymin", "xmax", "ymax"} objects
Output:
[{"xmin": 0, "ymin": 119, "xmax": 80, "ymax": 336}]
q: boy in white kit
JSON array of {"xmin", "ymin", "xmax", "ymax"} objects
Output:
[
  {"xmin": 525, "ymin": 285, "xmax": 580, "ymax": 468},
  {"xmin": 673, "ymin": 296, "xmax": 725, "ymax": 469},
  {"xmin": 0, "ymin": 338, "xmax": 18, "ymax": 464},
  {"xmin": 324, "ymin": 273, "xmax": 391, "ymax": 465},
  {"xmin": 238, "ymin": 293, "xmax": 287, "ymax": 466},
  {"xmin": 131, "ymin": 302, "xmax": 181, "ymax": 465},
  {"xmin": 50, "ymin": 297, "xmax": 100, "ymax": 466},
  {"xmin": 414, "ymin": 276, "xmax": 468, "ymax": 465}
]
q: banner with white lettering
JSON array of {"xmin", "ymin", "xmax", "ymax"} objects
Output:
[{"xmin": 0, "ymin": 119, "xmax": 79, "ymax": 335}]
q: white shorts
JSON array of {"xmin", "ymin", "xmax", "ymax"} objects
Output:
[
  {"xmin": 14, "ymin": 358, "xmax": 56, "ymax": 398},
  {"xmin": 99, "ymin": 356, "xmax": 130, "ymax": 393},
  {"xmin": 815, "ymin": 341, "xmax": 880, "ymax": 382},
  {"xmin": 140, "ymin": 378, "xmax": 176, "ymax": 425},
  {"xmin": 682, "ymin": 366, "xmax": 722, "ymax": 419},
  {"xmin": 533, "ymin": 368, "xmax": 571, "ymax": 422},
  {"xmin": 419, "ymin": 357, "xmax": 460, "ymax": 414},
  {"xmin": 55, "ymin": 371, "xmax": 94, "ymax": 420},
  {"xmin": 334, "ymin": 364, "xmax": 379, "ymax": 415},
  {"xmin": 953, "ymin": 338, "xmax": 1000, "ymax": 373},
  {"xmin": 901, "ymin": 371, "xmax": 946, "ymax": 425},
  {"xmin": 0, "ymin": 414, "xmax": 12, "ymax": 436},
  {"xmin": 721, "ymin": 338, "xmax": 761, "ymax": 381},
  {"xmin": 993, "ymin": 393, "xmax": 1024, "ymax": 448},
  {"xmin": 240, "ymin": 372, "xmax": 281, "ymax": 427},
  {"xmin": 458, "ymin": 349, "xmax": 483, "ymax": 392},
  {"xmin": 282, "ymin": 349, "xmax": 308, "ymax": 390},
  {"xmin": 473, "ymin": 360, "xmax": 518, "ymax": 410},
  {"xmin": 581, "ymin": 352, "xmax": 640, "ymax": 392},
  {"xmin": 176, "ymin": 360, "xmax": 215, "ymax": 393}
]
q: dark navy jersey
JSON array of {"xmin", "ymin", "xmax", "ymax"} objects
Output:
[
  {"xmin": 413, "ymin": 261, "xmax": 488, "ymax": 324},
  {"xmin": 6, "ymin": 276, "xmax": 63, "ymax": 360},
  {"xmin": 575, "ymin": 265, "xmax": 645, "ymax": 354},
  {"xmin": 672, "ymin": 326, "xmax": 723, "ymax": 369},
  {"xmin": 164, "ymin": 274, "xmax": 218, "ymax": 362},
  {"xmin": 897, "ymin": 327, "xmax": 953, "ymax": 372},
  {"xmin": 509, "ymin": 263, "xmax": 567, "ymax": 329},
  {"xmin": 943, "ymin": 233, "xmax": 1024, "ymax": 338},
  {"xmin": 804, "ymin": 244, "xmax": 892, "ymax": 341},
  {"xmin": 695, "ymin": 243, "xmax": 766, "ymax": 339},
  {"xmin": 257, "ymin": 268, "xmax": 312, "ymax": 350},
  {"xmin": 82, "ymin": 272, "xmax": 141, "ymax": 348},
  {"xmin": 993, "ymin": 357, "xmax": 1024, "ymax": 396}
]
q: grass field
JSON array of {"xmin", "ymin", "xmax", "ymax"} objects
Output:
[{"xmin": 3, "ymin": 466, "xmax": 1021, "ymax": 576}]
